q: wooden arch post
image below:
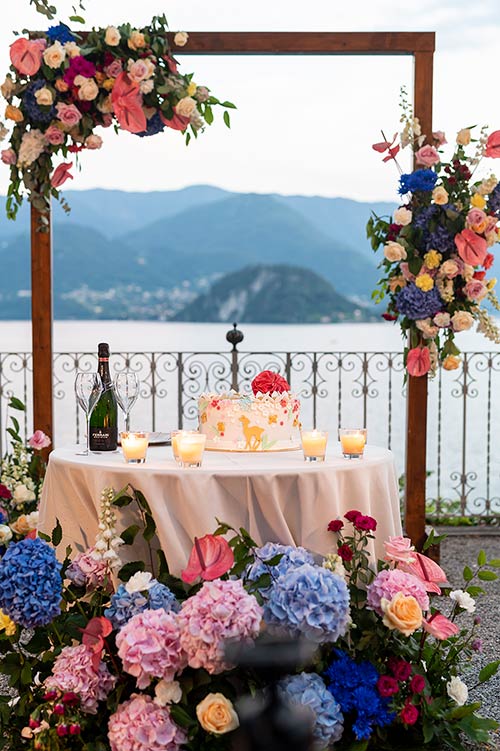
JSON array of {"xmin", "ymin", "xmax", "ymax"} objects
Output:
[{"xmin": 30, "ymin": 30, "xmax": 434, "ymax": 544}]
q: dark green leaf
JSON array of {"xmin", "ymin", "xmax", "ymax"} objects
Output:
[
  {"xmin": 118, "ymin": 561, "xmax": 145, "ymax": 581},
  {"xmin": 223, "ymin": 110, "xmax": 231, "ymax": 128},
  {"xmin": 448, "ymin": 701, "xmax": 481, "ymax": 719},
  {"xmin": 465, "ymin": 585, "xmax": 485, "ymax": 597},
  {"xmin": 463, "ymin": 565, "xmax": 473, "ymax": 581},
  {"xmin": 169, "ymin": 704, "xmax": 197, "ymax": 729},
  {"xmin": 51, "ymin": 518, "xmax": 62, "ymax": 546},
  {"xmin": 479, "ymin": 660, "xmax": 500, "ymax": 683},
  {"xmin": 143, "ymin": 513, "xmax": 156, "ymax": 542},
  {"xmin": 478, "ymin": 570, "xmax": 497, "ymax": 581},
  {"xmin": 8, "ymin": 397, "xmax": 25, "ymax": 411},
  {"xmin": 120, "ymin": 524, "xmax": 141, "ymax": 546},
  {"xmin": 38, "ymin": 531, "xmax": 50, "ymax": 542},
  {"xmin": 112, "ymin": 493, "xmax": 133, "ymax": 508},
  {"xmin": 221, "ymin": 101, "xmax": 237, "ymax": 109}
]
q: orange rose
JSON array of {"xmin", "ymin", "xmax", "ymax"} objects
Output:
[
  {"xmin": 442, "ymin": 355, "xmax": 460, "ymax": 371},
  {"xmin": 196, "ymin": 694, "xmax": 239, "ymax": 735},
  {"xmin": 380, "ymin": 592, "xmax": 423, "ymax": 636},
  {"xmin": 5, "ymin": 104, "xmax": 23, "ymax": 122}
]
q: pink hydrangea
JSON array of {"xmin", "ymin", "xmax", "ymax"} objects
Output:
[
  {"xmin": 116, "ymin": 609, "xmax": 186, "ymax": 689},
  {"xmin": 45, "ymin": 644, "xmax": 116, "ymax": 714},
  {"xmin": 367, "ymin": 569, "xmax": 429, "ymax": 616},
  {"xmin": 178, "ymin": 579, "xmax": 262, "ymax": 674},
  {"xmin": 108, "ymin": 694, "xmax": 187, "ymax": 751},
  {"xmin": 66, "ymin": 547, "xmax": 112, "ymax": 590}
]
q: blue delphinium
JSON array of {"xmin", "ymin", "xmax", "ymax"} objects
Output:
[
  {"xmin": 23, "ymin": 81, "xmax": 57, "ymax": 124},
  {"xmin": 245, "ymin": 542, "xmax": 315, "ymax": 596},
  {"xmin": 399, "ymin": 169, "xmax": 438, "ymax": 195},
  {"xmin": 264, "ymin": 563, "xmax": 350, "ymax": 643},
  {"xmin": 396, "ymin": 283, "xmax": 442, "ymax": 320},
  {"xmin": 46, "ymin": 23, "xmax": 76, "ymax": 44},
  {"xmin": 325, "ymin": 650, "xmax": 394, "ymax": 741},
  {"xmin": 279, "ymin": 672, "xmax": 344, "ymax": 747},
  {"xmin": 105, "ymin": 580, "xmax": 179, "ymax": 630},
  {"xmin": 0, "ymin": 537, "xmax": 62, "ymax": 628},
  {"xmin": 136, "ymin": 112, "xmax": 166, "ymax": 138}
]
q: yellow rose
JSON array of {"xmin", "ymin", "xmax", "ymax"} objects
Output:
[
  {"xmin": 0, "ymin": 610, "xmax": 16, "ymax": 636},
  {"xmin": 187, "ymin": 81, "xmax": 197, "ymax": 97},
  {"xmin": 128, "ymin": 31, "xmax": 146, "ymax": 50},
  {"xmin": 471, "ymin": 192, "xmax": 487, "ymax": 210},
  {"xmin": 5, "ymin": 104, "xmax": 23, "ymax": 122},
  {"xmin": 442, "ymin": 355, "xmax": 460, "ymax": 371},
  {"xmin": 423, "ymin": 250, "xmax": 442, "ymax": 269},
  {"xmin": 456, "ymin": 128, "xmax": 471, "ymax": 146},
  {"xmin": 103, "ymin": 78, "xmax": 115, "ymax": 92},
  {"xmin": 196, "ymin": 693, "xmax": 239, "ymax": 735},
  {"xmin": 415, "ymin": 273, "xmax": 434, "ymax": 291},
  {"xmin": 381, "ymin": 593, "xmax": 423, "ymax": 636},
  {"xmin": 487, "ymin": 278, "xmax": 497, "ymax": 290},
  {"xmin": 432, "ymin": 185, "xmax": 449, "ymax": 205}
]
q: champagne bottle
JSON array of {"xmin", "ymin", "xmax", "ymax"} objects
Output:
[{"xmin": 89, "ymin": 342, "xmax": 118, "ymax": 452}]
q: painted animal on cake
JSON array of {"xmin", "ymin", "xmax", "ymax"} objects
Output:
[{"xmin": 239, "ymin": 415, "xmax": 265, "ymax": 451}]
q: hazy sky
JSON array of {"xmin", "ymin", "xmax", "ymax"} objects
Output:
[{"xmin": 1, "ymin": 0, "xmax": 499, "ymax": 202}]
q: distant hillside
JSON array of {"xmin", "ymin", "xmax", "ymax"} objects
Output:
[{"xmin": 175, "ymin": 264, "xmax": 375, "ymax": 323}]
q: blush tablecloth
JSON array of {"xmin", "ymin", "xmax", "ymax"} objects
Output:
[{"xmin": 38, "ymin": 445, "xmax": 402, "ymax": 576}]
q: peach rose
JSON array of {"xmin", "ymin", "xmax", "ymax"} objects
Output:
[
  {"xmin": 196, "ymin": 694, "xmax": 239, "ymax": 735},
  {"xmin": 97, "ymin": 95, "xmax": 114, "ymax": 114},
  {"xmin": 43, "ymin": 41, "xmax": 66, "ymax": 69},
  {"xmin": 432, "ymin": 130, "xmax": 447, "ymax": 146},
  {"xmin": 5, "ymin": 104, "xmax": 23, "ymax": 123},
  {"xmin": 416, "ymin": 318, "xmax": 438, "ymax": 339},
  {"xmin": 388, "ymin": 276, "xmax": 406, "ymax": 292},
  {"xmin": 104, "ymin": 59, "xmax": 123, "ymax": 79},
  {"xmin": 381, "ymin": 592, "xmax": 423, "ymax": 636},
  {"xmin": 466, "ymin": 208, "xmax": 488, "ymax": 235},
  {"xmin": 456, "ymin": 128, "xmax": 471, "ymax": 146},
  {"xmin": 439, "ymin": 259, "xmax": 459, "ymax": 279},
  {"xmin": 45, "ymin": 125, "xmax": 65, "ymax": 145},
  {"xmin": 393, "ymin": 206, "xmax": 412, "ymax": 226},
  {"xmin": 174, "ymin": 31, "xmax": 189, "ymax": 47},
  {"xmin": 34, "ymin": 86, "xmax": 53, "ymax": 106},
  {"xmin": 64, "ymin": 41, "xmax": 81, "ymax": 58},
  {"xmin": 384, "ymin": 241, "xmax": 407, "ymax": 262},
  {"xmin": 433, "ymin": 312, "xmax": 451, "ymax": 327},
  {"xmin": 85, "ymin": 134, "xmax": 103, "ymax": 149},
  {"xmin": 432, "ymin": 185, "xmax": 449, "ymax": 205},
  {"xmin": 55, "ymin": 78, "xmax": 69, "ymax": 93},
  {"xmin": 175, "ymin": 96, "xmax": 197, "ymax": 118},
  {"xmin": 415, "ymin": 144, "xmax": 440, "ymax": 167},
  {"xmin": 442, "ymin": 355, "xmax": 460, "ymax": 371},
  {"xmin": 10, "ymin": 511, "xmax": 38, "ymax": 536},
  {"xmin": 1, "ymin": 148, "xmax": 17, "ymax": 165},
  {"xmin": 1, "ymin": 75, "xmax": 15, "ymax": 100},
  {"xmin": 105, "ymin": 26, "xmax": 121, "ymax": 46},
  {"xmin": 128, "ymin": 31, "xmax": 146, "ymax": 50},
  {"xmin": 127, "ymin": 59, "xmax": 155, "ymax": 83},
  {"xmin": 74, "ymin": 76, "xmax": 99, "ymax": 101},
  {"xmin": 450, "ymin": 311, "xmax": 473, "ymax": 332}
]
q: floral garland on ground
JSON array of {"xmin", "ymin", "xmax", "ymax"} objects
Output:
[
  {"xmin": 367, "ymin": 94, "xmax": 500, "ymax": 377},
  {"xmin": 0, "ymin": 487, "xmax": 499, "ymax": 751},
  {"xmin": 0, "ymin": 16, "xmax": 235, "ymax": 221}
]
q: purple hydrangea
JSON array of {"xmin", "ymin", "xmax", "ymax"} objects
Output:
[
  {"xmin": 396, "ymin": 283, "xmax": 443, "ymax": 320},
  {"xmin": 412, "ymin": 204, "xmax": 438, "ymax": 229},
  {"xmin": 23, "ymin": 80, "xmax": 57, "ymax": 124},
  {"xmin": 245, "ymin": 542, "xmax": 315, "ymax": 596},
  {"xmin": 279, "ymin": 672, "xmax": 344, "ymax": 746},
  {"xmin": 488, "ymin": 184, "xmax": 500, "ymax": 216},
  {"xmin": 264, "ymin": 563, "xmax": 350, "ymax": 643},
  {"xmin": 136, "ymin": 112, "xmax": 166, "ymax": 138},
  {"xmin": 105, "ymin": 581, "xmax": 179, "ymax": 630},
  {"xmin": 425, "ymin": 225, "xmax": 456, "ymax": 253}
]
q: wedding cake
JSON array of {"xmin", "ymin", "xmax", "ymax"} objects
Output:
[{"xmin": 198, "ymin": 371, "xmax": 301, "ymax": 451}]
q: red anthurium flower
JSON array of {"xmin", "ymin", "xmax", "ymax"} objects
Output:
[
  {"xmin": 251, "ymin": 370, "xmax": 290, "ymax": 396},
  {"xmin": 51, "ymin": 162, "xmax": 73, "ymax": 189},
  {"xmin": 160, "ymin": 111, "xmax": 191, "ymax": 131},
  {"xmin": 422, "ymin": 612, "xmax": 459, "ymax": 640},
  {"xmin": 407, "ymin": 346, "xmax": 431, "ymax": 378},
  {"xmin": 80, "ymin": 616, "xmax": 113, "ymax": 670},
  {"xmin": 181, "ymin": 534, "xmax": 234, "ymax": 584},
  {"xmin": 372, "ymin": 132, "xmax": 398, "ymax": 154},
  {"xmin": 10, "ymin": 37, "xmax": 44, "ymax": 76},
  {"xmin": 455, "ymin": 228, "xmax": 488, "ymax": 267},
  {"xmin": 111, "ymin": 72, "xmax": 147, "ymax": 134},
  {"xmin": 398, "ymin": 552, "xmax": 448, "ymax": 594},
  {"xmin": 485, "ymin": 130, "xmax": 500, "ymax": 158}
]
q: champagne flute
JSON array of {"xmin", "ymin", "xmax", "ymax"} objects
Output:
[
  {"xmin": 75, "ymin": 372, "xmax": 103, "ymax": 455},
  {"xmin": 114, "ymin": 372, "xmax": 140, "ymax": 430}
]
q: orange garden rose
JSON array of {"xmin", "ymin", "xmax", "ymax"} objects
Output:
[
  {"xmin": 196, "ymin": 693, "xmax": 239, "ymax": 735},
  {"xmin": 380, "ymin": 592, "xmax": 423, "ymax": 636}
]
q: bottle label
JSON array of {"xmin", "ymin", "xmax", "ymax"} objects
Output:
[{"xmin": 90, "ymin": 428, "xmax": 115, "ymax": 451}]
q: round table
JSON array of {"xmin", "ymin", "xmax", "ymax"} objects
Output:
[{"xmin": 38, "ymin": 445, "xmax": 402, "ymax": 576}]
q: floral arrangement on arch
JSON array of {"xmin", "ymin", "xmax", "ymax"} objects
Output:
[
  {"xmin": 367, "ymin": 94, "xmax": 500, "ymax": 377},
  {"xmin": 0, "ymin": 17, "xmax": 234, "ymax": 221},
  {"xmin": 1, "ymin": 486, "xmax": 499, "ymax": 751}
]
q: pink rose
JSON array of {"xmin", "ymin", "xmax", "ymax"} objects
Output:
[
  {"xmin": 56, "ymin": 103, "xmax": 83, "ymax": 127},
  {"xmin": 104, "ymin": 59, "xmax": 123, "ymax": 78},
  {"xmin": 467, "ymin": 208, "xmax": 487, "ymax": 227},
  {"xmin": 28, "ymin": 430, "xmax": 51, "ymax": 450},
  {"xmin": 432, "ymin": 130, "xmax": 447, "ymax": 146},
  {"xmin": 384, "ymin": 536, "xmax": 416, "ymax": 564},
  {"xmin": 464, "ymin": 279, "xmax": 488, "ymax": 301},
  {"xmin": 423, "ymin": 612, "xmax": 459, "ymax": 640},
  {"xmin": 45, "ymin": 125, "xmax": 65, "ymax": 146},
  {"xmin": 1, "ymin": 149, "xmax": 17, "ymax": 165},
  {"xmin": 85, "ymin": 134, "xmax": 103, "ymax": 149},
  {"xmin": 407, "ymin": 346, "xmax": 431, "ymax": 377},
  {"xmin": 51, "ymin": 162, "xmax": 73, "ymax": 188},
  {"xmin": 400, "ymin": 262, "xmax": 415, "ymax": 282},
  {"xmin": 127, "ymin": 59, "xmax": 154, "ymax": 83},
  {"xmin": 415, "ymin": 144, "xmax": 440, "ymax": 167},
  {"xmin": 485, "ymin": 130, "xmax": 500, "ymax": 158},
  {"xmin": 10, "ymin": 37, "xmax": 44, "ymax": 76},
  {"xmin": 455, "ymin": 228, "xmax": 488, "ymax": 266}
]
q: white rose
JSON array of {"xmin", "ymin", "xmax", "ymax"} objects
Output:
[
  {"xmin": 439, "ymin": 259, "xmax": 459, "ymax": 279},
  {"xmin": 105, "ymin": 26, "xmax": 121, "ymax": 46},
  {"xmin": 64, "ymin": 41, "xmax": 81, "ymax": 58},
  {"xmin": 175, "ymin": 96, "xmax": 197, "ymax": 118},
  {"xmin": 43, "ymin": 41, "xmax": 66, "ymax": 69},
  {"xmin": 74, "ymin": 76, "xmax": 99, "ymax": 101},
  {"xmin": 174, "ymin": 32, "xmax": 189, "ymax": 47},
  {"xmin": 34, "ymin": 86, "xmax": 53, "ymax": 106},
  {"xmin": 393, "ymin": 207, "xmax": 412, "ymax": 226},
  {"xmin": 447, "ymin": 676, "xmax": 468, "ymax": 706},
  {"xmin": 450, "ymin": 589, "xmax": 476, "ymax": 613},
  {"xmin": 125, "ymin": 571, "xmax": 153, "ymax": 593},
  {"xmin": 451, "ymin": 311, "xmax": 474, "ymax": 333},
  {"xmin": 0, "ymin": 524, "xmax": 13, "ymax": 544},
  {"xmin": 85, "ymin": 134, "xmax": 103, "ymax": 150},
  {"xmin": 155, "ymin": 680, "xmax": 182, "ymax": 706},
  {"xmin": 384, "ymin": 241, "xmax": 407, "ymax": 263},
  {"xmin": 140, "ymin": 79, "xmax": 154, "ymax": 95},
  {"xmin": 12, "ymin": 484, "xmax": 36, "ymax": 506},
  {"xmin": 433, "ymin": 312, "xmax": 451, "ymax": 328},
  {"xmin": 416, "ymin": 318, "xmax": 438, "ymax": 339},
  {"xmin": 463, "ymin": 264, "xmax": 475, "ymax": 282}
]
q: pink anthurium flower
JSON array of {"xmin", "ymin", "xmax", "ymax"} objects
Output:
[
  {"xmin": 423, "ymin": 612, "xmax": 459, "ymax": 639},
  {"xmin": 181, "ymin": 534, "xmax": 234, "ymax": 584},
  {"xmin": 111, "ymin": 72, "xmax": 147, "ymax": 134},
  {"xmin": 51, "ymin": 162, "xmax": 73, "ymax": 189},
  {"xmin": 398, "ymin": 552, "xmax": 448, "ymax": 594},
  {"xmin": 10, "ymin": 37, "xmax": 44, "ymax": 76},
  {"xmin": 485, "ymin": 130, "xmax": 500, "ymax": 158},
  {"xmin": 80, "ymin": 616, "xmax": 113, "ymax": 670},
  {"xmin": 406, "ymin": 346, "xmax": 431, "ymax": 378},
  {"xmin": 455, "ymin": 228, "xmax": 488, "ymax": 267},
  {"xmin": 160, "ymin": 111, "xmax": 191, "ymax": 131},
  {"xmin": 372, "ymin": 132, "xmax": 398, "ymax": 153}
]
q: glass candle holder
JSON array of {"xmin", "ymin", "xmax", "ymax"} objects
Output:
[
  {"xmin": 339, "ymin": 428, "xmax": 367, "ymax": 459},
  {"xmin": 177, "ymin": 432, "xmax": 207, "ymax": 468},
  {"xmin": 120, "ymin": 431, "xmax": 149, "ymax": 464},
  {"xmin": 301, "ymin": 429, "xmax": 328, "ymax": 462},
  {"xmin": 171, "ymin": 430, "xmax": 199, "ymax": 464}
]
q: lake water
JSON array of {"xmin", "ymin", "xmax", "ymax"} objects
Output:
[{"xmin": 1, "ymin": 320, "xmax": 499, "ymax": 518}]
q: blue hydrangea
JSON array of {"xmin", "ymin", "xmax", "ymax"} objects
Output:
[
  {"xmin": 245, "ymin": 542, "xmax": 315, "ymax": 596},
  {"xmin": 396, "ymin": 283, "xmax": 442, "ymax": 320},
  {"xmin": 279, "ymin": 672, "xmax": 344, "ymax": 746},
  {"xmin": 136, "ymin": 112, "xmax": 166, "ymax": 138},
  {"xmin": 105, "ymin": 580, "xmax": 179, "ymax": 630},
  {"xmin": 412, "ymin": 204, "xmax": 438, "ymax": 229},
  {"xmin": 46, "ymin": 23, "xmax": 76, "ymax": 43},
  {"xmin": 23, "ymin": 80, "xmax": 56, "ymax": 124},
  {"xmin": 488, "ymin": 184, "xmax": 500, "ymax": 215},
  {"xmin": 0, "ymin": 508, "xmax": 7, "ymax": 524},
  {"xmin": 399, "ymin": 169, "xmax": 438, "ymax": 195},
  {"xmin": 263, "ymin": 563, "xmax": 350, "ymax": 643},
  {"xmin": 325, "ymin": 651, "xmax": 394, "ymax": 741},
  {"xmin": 0, "ymin": 537, "xmax": 62, "ymax": 628},
  {"xmin": 426, "ymin": 225, "xmax": 456, "ymax": 254}
]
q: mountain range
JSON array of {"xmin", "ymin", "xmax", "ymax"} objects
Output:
[{"xmin": 0, "ymin": 186, "xmax": 395, "ymax": 321}]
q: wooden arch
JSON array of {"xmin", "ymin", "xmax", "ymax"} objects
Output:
[{"xmin": 30, "ymin": 31, "xmax": 435, "ymax": 546}]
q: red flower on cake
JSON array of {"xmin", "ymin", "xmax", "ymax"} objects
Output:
[{"xmin": 251, "ymin": 370, "xmax": 290, "ymax": 396}]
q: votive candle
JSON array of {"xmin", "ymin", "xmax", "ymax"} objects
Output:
[
  {"xmin": 121, "ymin": 431, "xmax": 149, "ymax": 464},
  {"xmin": 339, "ymin": 429, "xmax": 367, "ymax": 459},
  {"xmin": 171, "ymin": 430, "xmax": 198, "ymax": 464},
  {"xmin": 178, "ymin": 433, "xmax": 207, "ymax": 468},
  {"xmin": 301, "ymin": 429, "xmax": 328, "ymax": 462}
]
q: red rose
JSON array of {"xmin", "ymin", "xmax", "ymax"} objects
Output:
[
  {"xmin": 0, "ymin": 484, "xmax": 12, "ymax": 500},
  {"xmin": 344, "ymin": 509, "xmax": 361, "ymax": 523},
  {"xmin": 377, "ymin": 675, "xmax": 399, "ymax": 697},
  {"xmin": 251, "ymin": 370, "xmax": 290, "ymax": 396},
  {"xmin": 353, "ymin": 514, "xmax": 377, "ymax": 532},
  {"xmin": 328, "ymin": 520, "xmax": 344, "ymax": 533},
  {"xmin": 410, "ymin": 675, "xmax": 426, "ymax": 694},
  {"xmin": 382, "ymin": 312, "xmax": 398, "ymax": 321},
  {"xmin": 400, "ymin": 702, "xmax": 419, "ymax": 726},
  {"xmin": 473, "ymin": 271, "xmax": 486, "ymax": 280},
  {"xmin": 388, "ymin": 657, "xmax": 412, "ymax": 682},
  {"xmin": 484, "ymin": 253, "xmax": 494, "ymax": 270},
  {"xmin": 337, "ymin": 544, "xmax": 353, "ymax": 562}
]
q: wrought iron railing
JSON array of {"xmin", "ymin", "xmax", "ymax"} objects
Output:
[{"xmin": 1, "ymin": 347, "xmax": 499, "ymax": 521}]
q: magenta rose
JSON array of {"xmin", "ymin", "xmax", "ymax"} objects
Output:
[
  {"xmin": 328, "ymin": 519, "xmax": 344, "ymax": 532},
  {"xmin": 415, "ymin": 144, "xmax": 440, "ymax": 167},
  {"xmin": 1, "ymin": 149, "xmax": 17, "ymax": 165},
  {"xmin": 45, "ymin": 125, "xmax": 66, "ymax": 146},
  {"xmin": 377, "ymin": 675, "xmax": 399, "ymax": 697},
  {"xmin": 0, "ymin": 484, "xmax": 12, "ymax": 500},
  {"xmin": 28, "ymin": 430, "xmax": 51, "ymax": 450},
  {"xmin": 104, "ymin": 59, "xmax": 123, "ymax": 78},
  {"xmin": 56, "ymin": 103, "xmax": 83, "ymax": 127}
]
